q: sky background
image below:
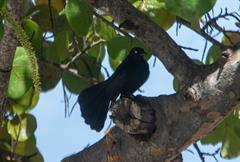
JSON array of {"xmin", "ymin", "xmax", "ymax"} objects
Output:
[{"xmin": 31, "ymin": 0, "xmax": 240, "ymax": 161}]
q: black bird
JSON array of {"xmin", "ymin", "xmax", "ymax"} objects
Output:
[{"xmin": 78, "ymin": 47, "xmax": 149, "ymax": 132}]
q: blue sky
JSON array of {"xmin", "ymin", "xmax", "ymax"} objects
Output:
[{"xmin": 31, "ymin": 0, "xmax": 240, "ymax": 161}]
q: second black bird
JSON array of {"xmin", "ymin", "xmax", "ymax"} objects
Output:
[{"xmin": 78, "ymin": 47, "xmax": 149, "ymax": 132}]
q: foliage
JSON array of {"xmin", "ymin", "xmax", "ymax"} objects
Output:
[{"xmin": 0, "ymin": 0, "xmax": 239, "ymax": 161}]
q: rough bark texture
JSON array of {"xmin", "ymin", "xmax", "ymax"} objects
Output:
[
  {"xmin": 0, "ymin": 0, "xmax": 23, "ymax": 124},
  {"xmin": 62, "ymin": 0, "xmax": 240, "ymax": 162}
]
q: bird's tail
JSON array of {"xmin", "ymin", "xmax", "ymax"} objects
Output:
[{"xmin": 78, "ymin": 80, "xmax": 112, "ymax": 132}]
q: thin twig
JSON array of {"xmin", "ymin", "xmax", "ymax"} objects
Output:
[
  {"xmin": 177, "ymin": 17, "xmax": 224, "ymax": 49},
  {"xmin": 69, "ymin": 100, "xmax": 78, "ymax": 117},
  {"xmin": 101, "ymin": 65, "xmax": 110, "ymax": 78},
  {"xmin": 62, "ymin": 80, "xmax": 69, "ymax": 118},
  {"xmin": 47, "ymin": 0, "xmax": 55, "ymax": 35},
  {"xmin": 201, "ymin": 39, "xmax": 208, "ymax": 62},
  {"xmin": 193, "ymin": 143, "xmax": 205, "ymax": 162},
  {"xmin": 179, "ymin": 45, "xmax": 199, "ymax": 52},
  {"xmin": 202, "ymin": 148, "xmax": 220, "ymax": 162},
  {"xmin": 61, "ymin": 39, "xmax": 105, "ymax": 69},
  {"xmin": 93, "ymin": 11, "xmax": 132, "ymax": 38}
]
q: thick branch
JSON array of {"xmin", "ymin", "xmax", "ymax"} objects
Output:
[
  {"xmin": 63, "ymin": 49, "xmax": 240, "ymax": 162},
  {"xmin": 89, "ymin": 0, "xmax": 198, "ymax": 84},
  {"xmin": 0, "ymin": 1, "xmax": 23, "ymax": 124}
]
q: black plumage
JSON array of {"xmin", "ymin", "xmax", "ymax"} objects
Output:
[{"xmin": 78, "ymin": 47, "xmax": 149, "ymax": 131}]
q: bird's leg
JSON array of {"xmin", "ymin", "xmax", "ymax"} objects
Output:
[{"xmin": 120, "ymin": 93, "xmax": 148, "ymax": 105}]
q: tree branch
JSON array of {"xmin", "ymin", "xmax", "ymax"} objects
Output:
[
  {"xmin": 176, "ymin": 17, "xmax": 224, "ymax": 49},
  {"xmin": 62, "ymin": 1, "xmax": 240, "ymax": 162},
  {"xmin": 89, "ymin": 0, "xmax": 199, "ymax": 85},
  {"xmin": 63, "ymin": 48, "xmax": 240, "ymax": 161},
  {"xmin": 0, "ymin": 0, "xmax": 23, "ymax": 125}
]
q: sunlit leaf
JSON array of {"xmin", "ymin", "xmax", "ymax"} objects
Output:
[
  {"xmin": 133, "ymin": 0, "xmax": 175, "ymax": 30},
  {"xmin": 164, "ymin": 0, "xmax": 216, "ymax": 21},
  {"xmin": 95, "ymin": 17, "xmax": 117, "ymax": 39},
  {"xmin": 14, "ymin": 135, "xmax": 37, "ymax": 156},
  {"xmin": 12, "ymin": 87, "xmax": 39, "ymax": 115},
  {"xmin": 22, "ymin": 19, "xmax": 42, "ymax": 53},
  {"xmin": 7, "ymin": 114, "xmax": 37, "ymax": 142},
  {"xmin": 0, "ymin": 119, "xmax": 11, "ymax": 141},
  {"xmin": 205, "ymin": 45, "xmax": 221, "ymax": 65},
  {"xmin": 201, "ymin": 113, "xmax": 240, "ymax": 159},
  {"xmin": 7, "ymin": 47, "xmax": 33, "ymax": 99}
]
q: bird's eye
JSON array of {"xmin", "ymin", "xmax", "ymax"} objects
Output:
[{"xmin": 134, "ymin": 50, "xmax": 138, "ymax": 54}]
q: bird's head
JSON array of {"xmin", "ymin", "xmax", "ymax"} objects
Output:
[{"xmin": 130, "ymin": 47, "xmax": 146, "ymax": 57}]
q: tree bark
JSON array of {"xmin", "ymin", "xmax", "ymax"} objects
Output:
[
  {"xmin": 0, "ymin": 0, "xmax": 23, "ymax": 125},
  {"xmin": 62, "ymin": 0, "xmax": 240, "ymax": 162}
]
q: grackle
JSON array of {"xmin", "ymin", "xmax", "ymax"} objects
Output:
[{"xmin": 78, "ymin": 47, "xmax": 149, "ymax": 132}]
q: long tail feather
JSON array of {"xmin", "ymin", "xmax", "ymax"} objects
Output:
[{"xmin": 78, "ymin": 81, "xmax": 111, "ymax": 131}]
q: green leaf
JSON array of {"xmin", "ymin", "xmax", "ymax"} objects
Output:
[
  {"xmin": 95, "ymin": 17, "xmax": 117, "ymax": 40},
  {"xmin": 7, "ymin": 47, "xmax": 33, "ymax": 99},
  {"xmin": 128, "ymin": 0, "xmax": 139, "ymax": 4},
  {"xmin": 39, "ymin": 61, "xmax": 61, "ymax": 91},
  {"xmin": 0, "ymin": 0, "xmax": 6, "ymax": 12},
  {"xmin": 7, "ymin": 114, "xmax": 37, "ymax": 142},
  {"xmin": 30, "ymin": 4, "xmax": 59, "ymax": 31},
  {"xmin": 221, "ymin": 126, "xmax": 240, "ymax": 158},
  {"xmin": 0, "ymin": 119, "xmax": 11, "ymax": 141},
  {"xmin": 192, "ymin": 59, "xmax": 203, "ymax": 65},
  {"xmin": 63, "ymin": 56, "xmax": 104, "ymax": 94},
  {"xmin": 88, "ymin": 43, "xmax": 106, "ymax": 63},
  {"xmin": 221, "ymin": 32, "xmax": 240, "ymax": 46},
  {"xmin": 201, "ymin": 113, "xmax": 240, "ymax": 159},
  {"xmin": 233, "ymin": 105, "xmax": 240, "ymax": 119},
  {"xmin": 14, "ymin": 135, "xmax": 37, "ymax": 156},
  {"xmin": 133, "ymin": 0, "xmax": 175, "ymax": 30},
  {"xmin": 29, "ymin": 149, "xmax": 44, "ymax": 162},
  {"xmin": 22, "ymin": 19, "xmax": 42, "ymax": 53},
  {"xmin": 36, "ymin": 0, "xmax": 64, "ymax": 13},
  {"xmin": 107, "ymin": 36, "xmax": 152, "ymax": 59},
  {"xmin": 107, "ymin": 36, "xmax": 129, "ymax": 59},
  {"xmin": 43, "ymin": 30, "xmax": 70, "ymax": 63},
  {"xmin": 62, "ymin": 70, "xmax": 90, "ymax": 94},
  {"xmin": 12, "ymin": 87, "xmax": 39, "ymax": 115},
  {"xmin": 109, "ymin": 52, "xmax": 126, "ymax": 70},
  {"xmin": 205, "ymin": 45, "xmax": 221, "ymax": 65},
  {"xmin": 65, "ymin": 0, "xmax": 93, "ymax": 36},
  {"xmin": 164, "ymin": 0, "xmax": 217, "ymax": 21},
  {"xmin": 172, "ymin": 78, "xmax": 179, "ymax": 92},
  {"xmin": 0, "ymin": 15, "xmax": 3, "ymax": 40},
  {"xmin": 107, "ymin": 36, "xmax": 152, "ymax": 69}
]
